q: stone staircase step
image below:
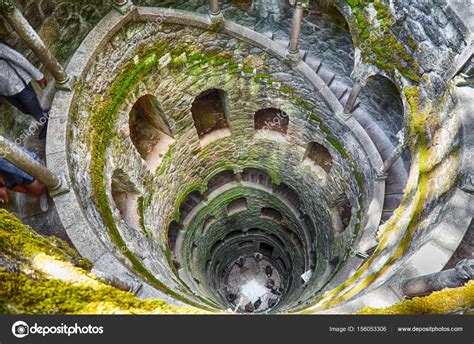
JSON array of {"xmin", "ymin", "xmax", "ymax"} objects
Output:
[
  {"xmin": 383, "ymin": 193, "xmax": 404, "ymax": 211},
  {"xmin": 329, "ymin": 80, "xmax": 348, "ymax": 99},
  {"xmin": 317, "ymin": 66, "xmax": 335, "ymax": 85},
  {"xmin": 261, "ymin": 31, "xmax": 274, "ymax": 39},
  {"xmin": 299, "ymin": 49, "xmax": 307, "ymax": 60},
  {"xmin": 381, "ymin": 210, "xmax": 394, "ymax": 222},
  {"xmin": 303, "ymin": 55, "xmax": 322, "ymax": 73},
  {"xmin": 274, "ymin": 38, "xmax": 289, "ymax": 48}
]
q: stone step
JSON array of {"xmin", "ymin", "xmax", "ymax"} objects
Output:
[
  {"xmin": 261, "ymin": 31, "xmax": 274, "ymax": 40},
  {"xmin": 351, "ymin": 109, "xmax": 394, "ymax": 158},
  {"xmin": 380, "ymin": 210, "xmax": 394, "ymax": 223},
  {"xmin": 303, "ymin": 55, "xmax": 322, "ymax": 73},
  {"xmin": 329, "ymin": 80, "xmax": 349, "ymax": 100},
  {"xmin": 339, "ymin": 90, "xmax": 360, "ymax": 110},
  {"xmin": 383, "ymin": 193, "xmax": 404, "ymax": 211},
  {"xmin": 317, "ymin": 66, "xmax": 335, "ymax": 85},
  {"xmin": 299, "ymin": 49, "xmax": 307, "ymax": 60},
  {"xmin": 385, "ymin": 161, "xmax": 408, "ymax": 193},
  {"xmin": 273, "ymin": 38, "xmax": 289, "ymax": 48}
]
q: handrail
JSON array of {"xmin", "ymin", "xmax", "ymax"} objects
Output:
[{"xmin": 0, "ymin": 135, "xmax": 69, "ymax": 196}]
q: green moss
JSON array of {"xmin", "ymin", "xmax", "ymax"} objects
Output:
[
  {"xmin": 326, "ymin": 137, "xmax": 349, "ymax": 159},
  {"xmin": 242, "ymin": 66, "xmax": 254, "ymax": 74},
  {"xmin": 137, "ymin": 196, "xmax": 151, "ymax": 237},
  {"xmin": 156, "ymin": 143, "xmax": 176, "ymax": 176},
  {"xmin": 346, "ymin": 1, "xmax": 422, "ymax": 82},
  {"xmin": 0, "ymin": 210, "xmax": 201, "ymax": 314},
  {"xmin": 254, "ymin": 73, "xmax": 271, "ymax": 80},
  {"xmin": 87, "ymin": 41, "xmax": 234, "ymax": 310},
  {"xmin": 358, "ymin": 281, "xmax": 474, "ymax": 314},
  {"xmin": 173, "ymin": 184, "xmax": 207, "ymax": 222},
  {"xmin": 0, "ymin": 209, "xmax": 91, "ymax": 271},
  {"xmin": 279, "ymin": 86, "xmax": 294, "ymax": 94}
]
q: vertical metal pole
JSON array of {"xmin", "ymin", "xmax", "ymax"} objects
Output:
[
  {"xmin": 209, "ymin": 0, "xmax": 220, "ymax": 15},
  {"xmin": 0, "ymin": 1, "xmax": 74, "ymax": 91},
  {"xmin": 379, "ymin": 142, "xmax": 407, "ymax": 175},
  {"xmin": 401, "ymin": 259, "xmax": 474, "ymax": 298},
  {"xmin": 343, "ymin": 82, "xmax": 362, "ymax": 114},
  {"xmin": 288, "ymin": 3, "xmax": 304, "ymax": 55}
]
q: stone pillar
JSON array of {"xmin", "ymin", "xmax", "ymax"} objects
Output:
[
  {"xmin": 112, "ymin": 0, "xmax": 134, "ymax": 15},
  {"xmin": 401, "ymin": 259, "xmax": 474, "ymax": 298},
  {"xmin": 0, "ymin": 135, "xmax": 69, "ymax": 196},
  {"xmin": 0, "ymin": 0, "xmax": 74, "ymax": 91},
  {"xmin": 209, "ymin": 0, "xmax": 223, "ymax": 23},
  {"xmin": 235, "ymin": 172, "xmax": 242, "ymax": 183},
  {"xmin": 378, "ymin": 141, "xmax": 407, "ymax": 176},
  {"xmin": 343, "ymin": 82, "xmax": 363, "ymax": 114},
  {"xmin": 287, "ymin": 1, "xmax": 305, "ymax": 61}
]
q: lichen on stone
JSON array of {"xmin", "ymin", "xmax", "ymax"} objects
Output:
[{"xmin": 0, "ymin": 210, "xmax": 201, "ymax": 314}]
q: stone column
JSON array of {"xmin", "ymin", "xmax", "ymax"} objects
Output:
[
  {"xmin": 343, "ymin": 81, "xmax": 363, "ymax": 114},
  {"xmin": 401, "ymin": 259, "xmax": 474, "ymax": 298},
  {"xmin": 287, "ymin": 1, "xmax": 305, "ymax": 61},
  {"xmin": 112, "ymin": 0, "xmax": 134, "ymax": 15},
  {"xmin": 378, "ymin": 141, "xmax": 407, "ymax": 176},
  {"xmin": 0, "ymin": 0, "xmax": 74, "ymax": 91},
  {"xmin": 209, "ymin": 0, "xmax": 223, "ymax": 23},
  {"xmin": 0, "ymin": 135, "xmax": 69, "ymax": 196}
]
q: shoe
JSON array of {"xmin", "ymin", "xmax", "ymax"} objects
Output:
[
  {"xmin": 38, "ymin": 124, "xmax": 47, "ymax": 140},
  {"xmin": 39, "ymin": 187, "xmax": 48, "ymax": 213}
]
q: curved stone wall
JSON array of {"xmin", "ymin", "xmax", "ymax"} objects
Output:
[{"xmin": 46, "ymin": 3, "xmax": 473, "ymax": 314}]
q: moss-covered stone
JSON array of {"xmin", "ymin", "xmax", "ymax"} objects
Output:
[
  {"xmin": 0, "ymin": 210, "xmax": 201, "ymax": 314},
  {"xmin": 345, "ymin": 0, "xmax": 422, "ymax": 82},
  {"xmin": 358, "ymin": 281, "xmax": 474, "ymax": 314}
]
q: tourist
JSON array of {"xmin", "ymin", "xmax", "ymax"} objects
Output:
[
  {"xmin": 236, "ymin": 256, "xmax": 245, "ymax": 267},
  {"xmin": 244, "ymin": 302, "xmax": 254, "ymax": 313},
  {"xmin": 265, "ymin": 278, "xmax": 275, "ymax": 289},
  {"xmin": 268, "ymin": 298, "xmax": 277, "ymax": 308},
  {"xmin": 0, "ymin": 146, "xmax": 48, "ymax": 212},
  {"xmin": 0, "ymin": 40, "xmax": 48, "ymax": 139},
  {"xmin": 253, "ymin": 297, "xmax": 262, "ymax": 311},
  {"xmin": 226, "ymin": 293, "xmax": 237, "ymax": 303},
  {"xmin": 265, "ymin": 265, "xmax": 273, "ymax": 277}
]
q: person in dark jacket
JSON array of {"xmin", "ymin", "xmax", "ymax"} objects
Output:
[
  {"xmin": 0, "ymin": 41, "xmax": 48, "ymax": 139},
  {"xmin": 244, "ymin": 302, "xmax": 254, "ymax": 313},
  {"xmin": 253, "ymin": 297, "xmax": 262, "ymax": 311},
  {"xmin": 0, "ymin": 145, "xmax": 47, "ymax": 211},
  {"xmin": 265, "ymin": 265, "xmax": 273, "ymax": 278}
]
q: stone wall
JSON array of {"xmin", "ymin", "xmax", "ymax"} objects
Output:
[{"xmin": 65, "ymin": 16, "xmax": 372, "ymax": 309}]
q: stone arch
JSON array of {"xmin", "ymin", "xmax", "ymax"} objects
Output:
[
  {"xmin": 255, "ymin": 108, "xmax": 289, "ymax": 134},
  {"xmin": 179, "ymin": 190, "xmax": 205, "ymax": 221},
  {"xmin": 111, "ymin": 169, "xmax": 140, "ymax": 230},
  {"xmin": 261, "ymin": 207, "xmax": 283, "ymax": 222},
  {"xmin": 168, "ymin": 221, "xmax": 181, "ymax": 252},
  {"xmin": 129, "ymin": 94, "xmax": 175, "ymax": 172},
  {"xmin": 361, "ymin": 75, "xmax": 405, "ymax": 147},
  {"xmin": 191, "ymin": 88, "xmax": 231, "ymax": 140},
  {"xmin": 240, "ymin": 167, "xmax": 273, "ymax": 188},
  {"xmin": 304, "ymin": 141, "xmax": 333, "ymax": 174},
  {"xmin": 205, "ymin": 170, "xmax": 236, "ymax": 195},
  {"xmin": 227, "ymin": 198, "xmax": 248, "ymax": 215}
]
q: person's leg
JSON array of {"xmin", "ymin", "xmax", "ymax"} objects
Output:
[
  {"xmin": 15, "ymin": 83, "xmax": 47, "ymax": 122},
  {"xmin": 0, "ymin": 175, "xmax": 9, "ymax": 204},
  {"xmin": 2, "ymin": 93, "xmax": 29, "ymax": 114},
  {"xmin": 12, "ymin": 180, "xmax": 44, "ymax": 198}
]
